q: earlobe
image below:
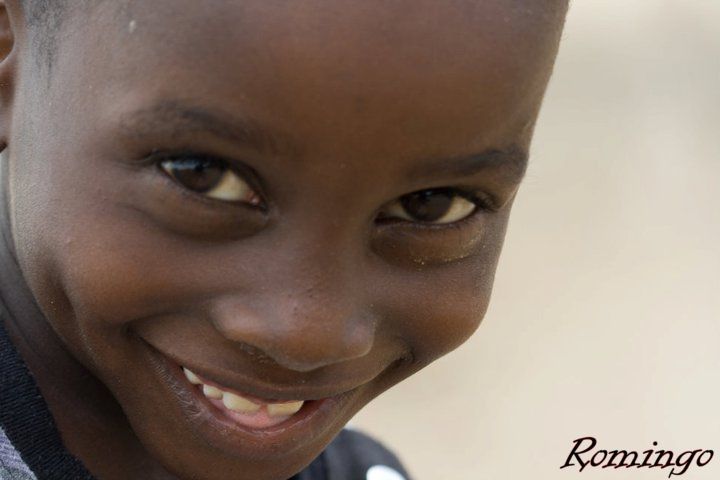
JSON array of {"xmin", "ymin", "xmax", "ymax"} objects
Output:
[{"xmin": 0, "ymin": 0, "xmax": 16, "ymax": 150}]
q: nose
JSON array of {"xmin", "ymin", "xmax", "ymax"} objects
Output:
[{"xmin": 209, "ymin": 285, "xmax": 376, "ymax": 373}]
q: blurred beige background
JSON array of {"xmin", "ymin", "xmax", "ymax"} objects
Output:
[{"xmin": 352, "ymin": 1, "xmax": 720, "ymax": 479}]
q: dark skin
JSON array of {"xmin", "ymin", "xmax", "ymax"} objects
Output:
[{"xmin": 0, "ymin": 1, "xmax": 567, "ymax": 479}]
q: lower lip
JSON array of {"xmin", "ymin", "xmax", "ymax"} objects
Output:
[{"xmin": 142, "ymin": 343, "xmax": 358, "ymax": 458}]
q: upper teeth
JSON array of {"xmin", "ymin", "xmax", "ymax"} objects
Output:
[
  {"xmin": 202, "ymin": 385, "xmax": 224, "ymax": 400},
  {"xmin": 267, "ymin": 401, "xmax": 305, "ymax": 417},
  {"xmin": 183, "ymin": 367, "xmax": 304, "ymax": 417}
]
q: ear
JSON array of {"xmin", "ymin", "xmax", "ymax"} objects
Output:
[{"xmin": 0, "ymin": 0, "xmax": 17, "ymax": 151}]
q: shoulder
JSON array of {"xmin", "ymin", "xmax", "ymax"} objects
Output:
[{"xmin": 318, "ymin": 427, "xmax": 413, "ymax": 480}]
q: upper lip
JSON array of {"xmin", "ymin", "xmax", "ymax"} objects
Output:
[{"xmin": 160, "ymin": 350, "xmax": 366, "ymax": 402}]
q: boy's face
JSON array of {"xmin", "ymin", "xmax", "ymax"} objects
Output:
[{"xmin": 1, "ymin": 1, "xmax": 565, "ymax": 479}]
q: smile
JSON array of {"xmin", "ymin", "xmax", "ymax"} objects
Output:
[
  {"xmin": 139, "ymin": 341, "xmax": 368, "ymax": 460},
  {"xmin": 183, "ymin": 367, "xmax": 307, "ymax": 429}
]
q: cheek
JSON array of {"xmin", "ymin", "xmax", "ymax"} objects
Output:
[
  {"xmin": 393, "ymin": 268, "xmax": 493, "ymax": 365},
  {"xmin": 10, "ymin": 175, "xmax": 200, "ymax": 368},
  {"xmin": 12, "ymin": 211, "xmax": 137, "ymax": 372},
  {"xmin": 374, "ymin": 215, "xmax": 509, "ymax": 366}
]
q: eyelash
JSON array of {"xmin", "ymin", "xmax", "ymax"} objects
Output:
[
  {"xmin": 377, "ymin": 189, "xmax": 497, "ymax": 228},
  {"xmin": 145, "ymin": 151, "xmax": 268, "ymax": 212},
  {"xmin": 143, "ymin": 150, "xmax": 497, "ymax": 227}
]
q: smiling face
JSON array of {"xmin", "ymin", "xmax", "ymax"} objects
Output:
[{"xmin": 0, "ymin": 0, "xmax": 567, "ymax": 479}]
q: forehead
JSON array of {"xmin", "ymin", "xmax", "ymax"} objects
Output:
[{"xmin": 42, "ymin": 0, "xmax": 565, "ymax": 161}]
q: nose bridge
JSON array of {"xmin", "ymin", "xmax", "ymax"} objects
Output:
[{"xmin": 211, "ymin": 231, "xmax": 376, "ymax": 373}]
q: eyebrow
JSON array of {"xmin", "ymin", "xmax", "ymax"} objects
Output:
[
  {"xmin": 120, "ymin": 100, "xmax": 301, "ymax": 157},
  {"xmin": 120, "ymin": 101, "xmax": 528, "ymax": 183},
  {"xmin": 408, "ymin": 145, "xmax": 529, "ymax": 183}
]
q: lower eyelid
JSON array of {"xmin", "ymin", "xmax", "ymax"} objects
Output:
[
  {"xmin": 130, "ymin": 166, "xmax": 269, "ymax": 241},
  {"xmin": 370, "ymin": 215, "xmax": 489, "ymax": 267}
]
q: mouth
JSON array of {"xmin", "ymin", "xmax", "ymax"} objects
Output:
[
  {"xmin": 141, "ymin": 341, "xmax": 363, "ymax": 458},
  {"xmin": 182, "ymin": 366, "xmax": 314, "ymax": 430}
]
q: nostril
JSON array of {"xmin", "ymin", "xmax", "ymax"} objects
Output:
[
  {"xmin": 235, "ymin": 341, "xmax": 280, "ymax": 366},
  {"xmin": 271, "ymin": 331, "xmax": 375, "ymax": 373},
  {"xmin": 264, "ymin": 345, "xmax": 367, "ymax": 373},
  {"xmin": 209, "ymin": 297, "xmax": 377, "ymax": 373},
  {"xmin": 240, "ymin": 318, "xmax": 376, "ymax": 373}
]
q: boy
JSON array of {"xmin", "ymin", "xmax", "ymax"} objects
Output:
[{"xmin": 0, "ymin": 1, "xmax": 568, "ymax": 479}]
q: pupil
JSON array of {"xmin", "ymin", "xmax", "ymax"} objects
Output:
[
  {"xmin": 400, "ymin": 189, "xmax": 454, "ymax": 222},
  {"xmin": 168, "ymin": 158, "xmax": 224, "ymax": 193}
]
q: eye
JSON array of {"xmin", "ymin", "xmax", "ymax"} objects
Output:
[
  {"xmin": 379, "ymin": 188, "xmax": 479, "ymax": 225},
  {"xmin": 158, "ymin": 156, "xmax": 262, "ymax": 206}
]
